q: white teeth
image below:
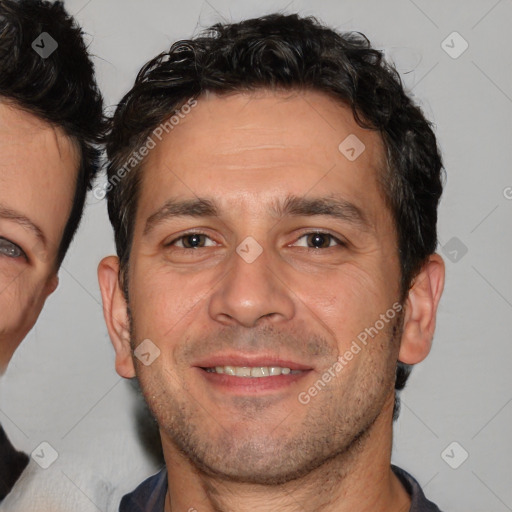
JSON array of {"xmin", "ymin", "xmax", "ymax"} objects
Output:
[
  {"xmin": 224, "ymin": 366, "xmax": 236, "ymax": 376},
  {"xmin": 235, "ymin": 367, "xmax": 252, "ymax": 377},
  {"xmin": 250, "ymin": 367, "xmax": 269, "ymax": 377},
  {"xmin": 207, "ymin": 365, "xmax": 299, "ymax": 377}
]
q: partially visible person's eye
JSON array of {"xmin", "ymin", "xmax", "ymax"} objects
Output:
[
  {"xmin": 291, "ymin": 231, "xmax": 346, "ymax": 249},
  {"xmin": 0, "ymin": 237, "xmax": 26, "ymax": 259},
  {"xmin": 166, "ymin": 232, "xmax": 217, "ymax": 249}
]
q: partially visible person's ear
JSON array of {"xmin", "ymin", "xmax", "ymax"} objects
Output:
[
  {"xmin": 45, "ymin": 274, "xmax": 59, "ymax": 296},
  {"xmin": 98, "ymin": 256, "xmax": 135, "ymax": 378},
  {"xmin": 399, "ymin": 253, "xmax": 445, "ymax": 365}
]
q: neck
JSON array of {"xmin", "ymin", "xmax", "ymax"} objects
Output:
[{"xmin": 161, "ymin": 395, "xmax": 410, "ymax": 512}]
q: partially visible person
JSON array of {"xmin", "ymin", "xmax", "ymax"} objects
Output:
[{"xmin": 0, "ymin": 0, "xmax": 103, "ymax": 503}]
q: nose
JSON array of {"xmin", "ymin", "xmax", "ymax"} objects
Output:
[{"xmin": 208, "ymin": 243, "xmax": 296, "ymax": 328}]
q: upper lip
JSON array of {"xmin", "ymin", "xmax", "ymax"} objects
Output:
[{"xmin": 194, "ymin": 353, "xmax": 313, "ymax": 371}]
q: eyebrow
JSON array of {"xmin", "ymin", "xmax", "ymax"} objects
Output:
[
  {"xmin": 270, "ymin": 195, "xmax": 370, "ymax": 230},
  {"xmin": 144, "ymin": 198, "xmax": 218, "ymax": 235},
  {"xmin": 0, "ymin": 203, "xmax": 47, "ymax": 247},
  {"xmin": 144, "ymin": 194, "xmax": 370, "ymax": 236}
]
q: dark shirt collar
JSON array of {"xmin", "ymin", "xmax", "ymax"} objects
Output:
[
  {"xmin": 392, "ymin": 465, "xmax": 443, "ymax": 511},
  {"xmin": 120, "ymin": 465, "xmax": 443, "ymax": 512}
]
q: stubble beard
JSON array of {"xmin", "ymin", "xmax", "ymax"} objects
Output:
[{"xmin": 131, "ymin": 314, "xmax": 402, "ymax": 486}]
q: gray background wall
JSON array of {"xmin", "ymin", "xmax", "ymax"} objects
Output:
[{"xmin": 1, "ymin": 0, "xmax": 511, "ymax": 510}]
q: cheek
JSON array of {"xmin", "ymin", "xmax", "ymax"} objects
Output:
[
  {"xmin": 291, "ymin": 263, "xmax": 397, "ymax": 349},
  {"xmin": 129, "ymin": 265, "xmax": 209, "ymax": 344},
  {"xmin": 324, "ymin": 315, "xmax": 401, "ymax": 402},
  {"xmin": 0, "ymin": 274, "xmax": 45, "ymax": 340}
]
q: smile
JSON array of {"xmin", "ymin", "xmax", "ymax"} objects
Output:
[{"xmin": 204, "ymin": 366, "xmax": 303, "ymax": 377}]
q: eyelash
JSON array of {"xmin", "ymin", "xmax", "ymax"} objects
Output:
[
  {"xmin": 0, "ymin": 236, "xmax": 27, "ymax": 260},
  {"xmin": 165, "ymin": 230, "xmax": 346, "ymax": 250}
]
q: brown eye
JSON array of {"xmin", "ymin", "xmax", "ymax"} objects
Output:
[
  {"xmin": 306, "ymin": 233, "xmax": 332, "ymax": 248},
  {"xmin": 181, "ymin": 234, "xmax": 207, "ymax": 248},
  {"xmin": 167, "ymin": 233, "xmax": 216, "ymax": 249},
  {"xmin": 293, "ymin": 232, "xmax": 344, "ymax": 249}
]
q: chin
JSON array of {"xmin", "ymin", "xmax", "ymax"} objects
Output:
[{"xmin": 171, "ymin": 429, "xmax": 355, "ymax": 486}]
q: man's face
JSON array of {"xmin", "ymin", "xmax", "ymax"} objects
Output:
[
  {"xmin": 120, "ymin": 90, "xmax": 404, "ymax": 483},
  {"xmin": 0, "ymin": 101, "xmax": 77, "ymax": 372}
]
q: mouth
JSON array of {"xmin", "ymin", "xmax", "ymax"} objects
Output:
[
  {"xmin": 203, "ymin": 365, "xmax": 303, "ymax": 377},
  {"xmin": 194, "ymin": 356, "xmax": 312, "ymax": 394}
]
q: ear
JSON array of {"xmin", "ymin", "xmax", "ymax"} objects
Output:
[
  {"xmin": 399, "ymin": 253, "xmax": 445, "ymax": 365},
  {"xmin": 46, "ymin": 274, "xmax": 59, "ymax": 295},
  {"xmin": 98, "ymin": 256, "xmax": 135, "ymax": 378}
]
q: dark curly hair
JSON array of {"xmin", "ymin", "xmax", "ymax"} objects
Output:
[
  {"xmin": 105, "ymin": 13, "xmax": 444, "ymax": 419},
  {"xmin": 0, "ymin": 0, "xmax": 105, "ymax": 266}
]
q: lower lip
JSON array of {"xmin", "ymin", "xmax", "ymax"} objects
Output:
[{"xmin": 197, "ymin": 368, "xmax": 310, "ymax": 394}]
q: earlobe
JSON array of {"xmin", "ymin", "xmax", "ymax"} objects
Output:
[
  {"xmin": 398, "ymin": 253, "xmax": 445, "ymax": 365},
  {"xmin": 97, "ymin": 256, "xmax": 136, "ymax": 379},
  {"xmin": 46, "ymin": 274, "xmax": 59, "ymax": 296}
]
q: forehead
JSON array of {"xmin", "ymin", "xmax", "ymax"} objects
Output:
[
  {"xmin": 0, "ymin": 101, "xmax": 79, "ymax": 250},
  {"xmin": 138, "ymin": 90, "xmax": 388, "ymax": 221}
]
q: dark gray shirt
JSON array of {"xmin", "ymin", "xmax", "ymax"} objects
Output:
[{"xmin": 119, "ymin": 464, "xmax": 443, "ymax": 511}]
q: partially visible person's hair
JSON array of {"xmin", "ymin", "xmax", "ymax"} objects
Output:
[
  {"xmin": 105, "ymin": 13, "xmax": 444, "ymax": 418},
  {"xmin": 0, "ymin": 0, "xmax": 105, "ymax": 266}
]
